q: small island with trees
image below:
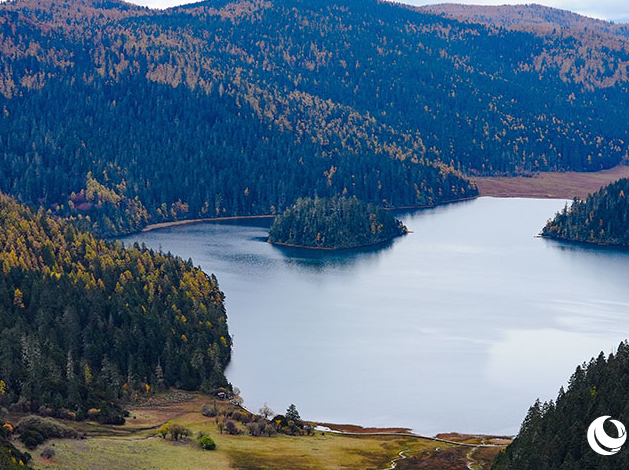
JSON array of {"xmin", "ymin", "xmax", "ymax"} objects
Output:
[
  {"xmin": 268, "ymin": 196, "xmax": 408, "ymax": 250},
  {"xmin": 541, "ymin": 178, "xmax": 629, "ymax": 246}
]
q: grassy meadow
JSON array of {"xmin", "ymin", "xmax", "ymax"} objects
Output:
[{"xmin": 9, "ymin": 393, "xmax": 506, "ymax": 469}]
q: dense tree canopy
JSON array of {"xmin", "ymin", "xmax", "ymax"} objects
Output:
[
  {"xmin": 268, "ymin": 196, "xmax": 407, "ymax": 249},
  {"xmin": 492, "ymin": 341, "xmax": 629, "ymax": 469},
  {"xmin": 0, "ymin": 0, "xmax": 483, "ymax": 236},
  {"xmin": 542, "ymin": 178, "xmax": 629, "ymax": 245},
  {"xmin": 0, "ymin": 193, "xmax": 231, "ymax": 422},
  {"xmin": 3, "ymin": 0, "xmax": 629, "ymax": 234}
]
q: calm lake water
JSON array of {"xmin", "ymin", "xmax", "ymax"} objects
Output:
[{"xmin": 120, "ymin": 197, "xmax": 629, "ymax": 436}]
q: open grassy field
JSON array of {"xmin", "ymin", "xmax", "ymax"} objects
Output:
[
  {"xmin": 473, "ymin": 165, "xmax": 629, "ymax": 199},
  {"xmin": 9, "ymin": 392, "xmax": 508, "ymax": 470}
]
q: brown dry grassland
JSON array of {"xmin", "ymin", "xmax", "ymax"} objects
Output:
[{"xmin": 473, "ymin": 165, "xmax": 629, "ymax": 199}]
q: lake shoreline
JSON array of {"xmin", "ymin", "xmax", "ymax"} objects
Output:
[
  {"xmin": 267, "ymin": 232, "xmax": 406, "ymax": 251},
  {"xmin": 536, "ymin": 234, "xmax": 629, "ymax": 250},
  {"xmin": 136, "ymin": 164, "xmax": 629, "ymax": 235},
  {"xmin": 119, "ymin": 197, "xmax": 620, "ymax": 438},
  {"xmin": 141, "ymin": 214, "xmax": 277, "ymax": 233},
  {"xmin": 316, "ymin": 422, "xmax": 512, "ymax": 442},
  {"xmin": 139, "ymin": 197, "xmax": 478, "ymax": 234}
]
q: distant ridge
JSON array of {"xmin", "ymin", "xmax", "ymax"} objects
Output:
[{"xmin": 418, "ymin": 3, "xmax": 629, "ymax": 38}]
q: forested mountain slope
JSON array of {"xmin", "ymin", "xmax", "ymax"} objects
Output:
[
  {"xmin": 542, "ymin": 177, "xmax": 629, "ymax": 245},
  {"xmin": 418, "ymin": 4, "xmax": 629, "ymax": 89},
  {"xmin": 2, "ymin": 0, "xmax": 629, "ymax": 234},
  {"xmin": 492, "ymin": 342, "xmax": 629, "ymax": 469},
  {"xmin": 0, "ymin": 192, "xmax": 231, "ymax": 422}
]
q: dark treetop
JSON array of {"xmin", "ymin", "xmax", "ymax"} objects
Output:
[{"xmin": 268, "ymin": 196, "xmax": 407, "ymax": 249}]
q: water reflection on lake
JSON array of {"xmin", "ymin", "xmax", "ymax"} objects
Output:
[{"xmin": 120, "ymin": 197, "xmax": 629, "ymax": 435}]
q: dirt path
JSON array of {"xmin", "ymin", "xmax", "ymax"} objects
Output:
[
  {"xmin": 382, "ymin": 449, "xmax": 411, "ymax": 470},
  {"xmin": 466, "ymin": 444, "xmax": 479, "ymax": 469},
  {"xmin": 141, "ymin": 215, "xmax": 276, "ymax": 232}
]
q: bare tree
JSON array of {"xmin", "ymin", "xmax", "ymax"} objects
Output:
[{"xmin": 259, "ymin": 402, "xmax": 274, "ymax": 420}]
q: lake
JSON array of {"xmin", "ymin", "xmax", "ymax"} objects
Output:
[{"xmin": 119, "ymin": 197, "xmax": 629, "ymax": 436}]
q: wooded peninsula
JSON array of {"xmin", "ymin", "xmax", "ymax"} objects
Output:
[{"xmin": 542, "ymin": 178, "xmax": 629, "ymax": 246}]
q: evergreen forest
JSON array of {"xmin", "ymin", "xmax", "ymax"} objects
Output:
[
  {"xmin": 542, "ymin": 178, "xmax": 629, "ymax": 246},
  {"xmin": 493, "ymin": 342, "xmax": 629, "ymax": 470},
  {"xmin": 0, "ymin": 192, "xmax": 232, "ymax": 424},
  {"xmin": 268, "ymin": 195, "xmax": 407, "ymax": 249}
]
